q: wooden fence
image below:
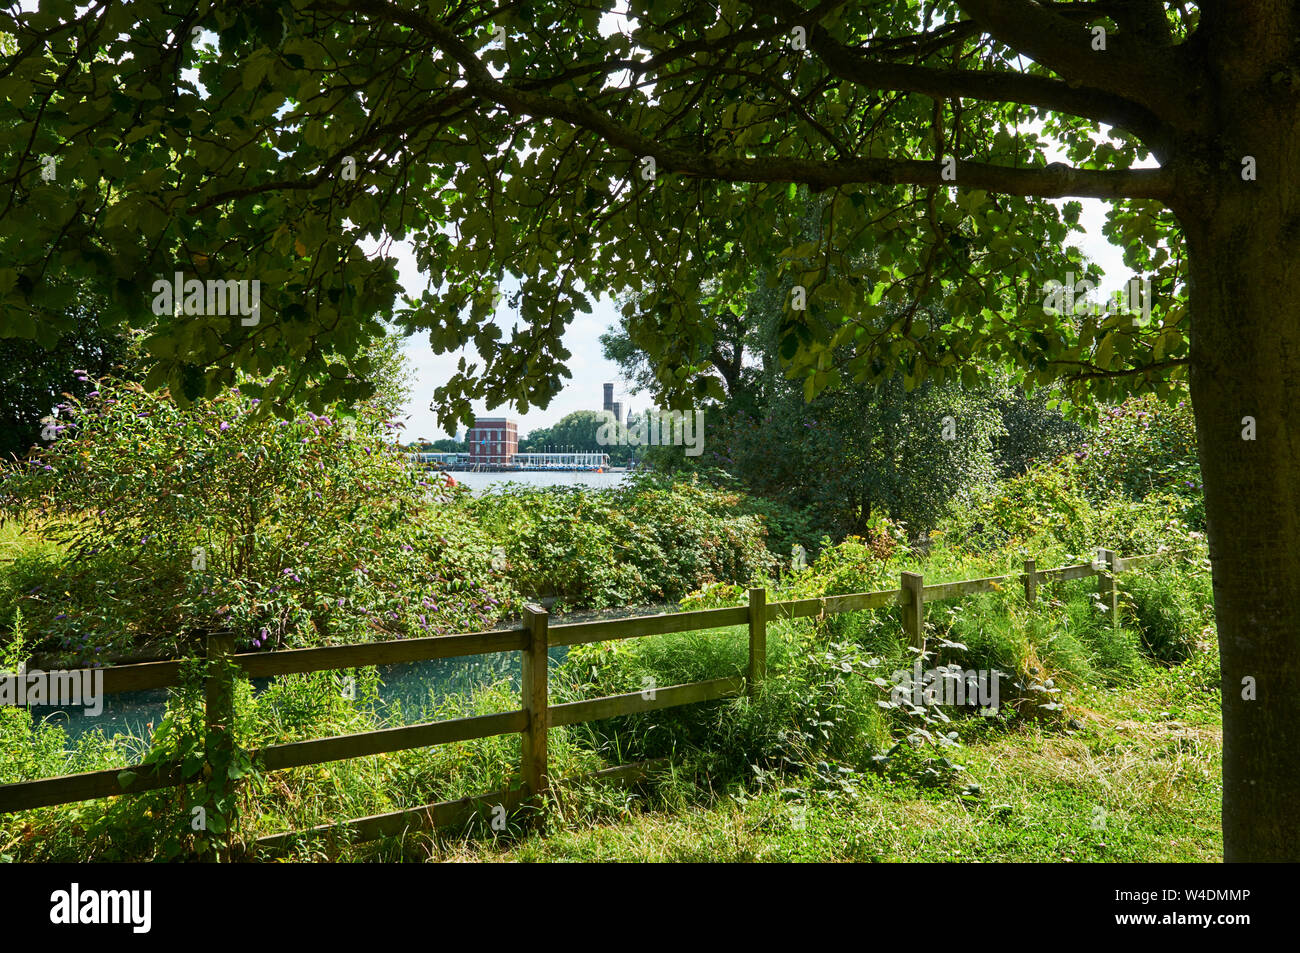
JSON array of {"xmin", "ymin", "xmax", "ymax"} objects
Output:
[{"xmin": 0, "ymin": 546, "xmax": 1192, "ymax": 851}]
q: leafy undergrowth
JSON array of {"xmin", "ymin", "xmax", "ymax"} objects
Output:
[
  {"xmin": 376, "ymin": 663, "xmax": 1222, "ymax": 863},
  {"xmin": 1, "ymin": 539, "xmax": 1219, "ymax": 863}
]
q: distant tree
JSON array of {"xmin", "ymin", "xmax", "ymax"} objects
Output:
[
  {"xmin": 602, "ymin": 284, "xmax": 767, "ymax": 403},
  {"xmin": 702, "ymin": 369, "xmax": 1004, "ymax": 538},
  {"xmin": 521, "ymin": 410, "xmax": 639, "ymax": 466},
  {"xmin": 991, "ymin": 387, "xmax": 1087, "ymax": 480}
]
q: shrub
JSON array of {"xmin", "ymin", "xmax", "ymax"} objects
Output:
[
  {"xmin": 555, "ymin": 622, "xmax": 885, "ymax": 786},
  {"xmin": 1070, "ymin": 393, "xmax": 1202, "ymax": 518},
  {"xmin": 463, "ymin": 475, "xmax": 776, "ymax": 610},
  {"xmin": 0, "ymin": 374, "xmax": 517, "ymax": 662}
]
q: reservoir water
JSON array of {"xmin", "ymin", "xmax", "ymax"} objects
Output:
[{"xmin": 448, "ymin": 469, "xmax": 631, "ymax": 493}]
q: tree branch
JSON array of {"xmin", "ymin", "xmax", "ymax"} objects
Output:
[
  {"xmin": 956, "ymin": 0, "xmax": 1193, "ymax": 124},
  {"xmin": 324, "ymin": 0, "xmax": 1173, "ymax": 202},
  {"xmin": 807, "ymin": 35, "xmax": 1170, "ymax": 147},
  {"xmin": 754, "ymin": 0, "xmax": 1168, "ymax": 147}
]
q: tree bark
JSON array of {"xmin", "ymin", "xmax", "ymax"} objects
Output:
[{"xmin": 1180, "ymin": 48, "xmax": 1300, "ymax": 858}]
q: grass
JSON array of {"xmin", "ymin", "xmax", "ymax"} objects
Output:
[
  {"xmin": 0, "ymin": 538, "xmax": 1221, "ymax": 863},
  {"xmin": 403, "ymin": 659, "xmax": 1222, "ymax": 863}
]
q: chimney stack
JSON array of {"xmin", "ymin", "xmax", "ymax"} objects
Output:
[{"xmin": 603, "ymin": 382, "xmax": 622, "ymax": 424}]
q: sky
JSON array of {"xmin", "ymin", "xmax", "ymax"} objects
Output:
[{"xmin": 390, "ymin": 245, "xmax": 631, "ymax": 442}]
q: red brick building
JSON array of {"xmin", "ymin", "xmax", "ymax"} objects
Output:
[{"xmin": 466, "ymin": 417, "xmax": 518, "ymax": 465}]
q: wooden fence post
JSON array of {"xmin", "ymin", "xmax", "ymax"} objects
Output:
[
  {"xmin": 1097, "ymin": 549, "xmax": 1119, "ymax": 628},
  {"xmin": 521, "ymin": 604, "xmax": 550, "ymax": 812},
  {"xmin": 900, "ymin": 571, "xmax": 924, "ymax": 650},
  {"xmin": 203, "ymin": 633, "xmax": 235, "ymax": 859},
  {"xmin": 1023, "ymin": 558, "xmax": 1037, "ymax": 607},
  {"xmin": 747, "ymin": 587, "xmax": 767, "ymax": 696}
]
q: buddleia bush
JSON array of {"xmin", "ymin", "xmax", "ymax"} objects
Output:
[{"xmin": 0, "ymin": 373, "xmax": 517, "ymax": 663}]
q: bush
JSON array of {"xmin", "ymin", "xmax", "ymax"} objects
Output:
[
  {"xmin": 0, "ymin": 373, "xmax": 517, "ymax": 662},
  {"xmin": 463, "ymin": 474, "xmax": 776, "ymax": 610},
  {"xmin": 1070, "ymin": 393, "xmax": 1202, "ymax": 520},
  {"xmin": 555, "ymin": 622, "xmax": 885, "ymax": 786}
]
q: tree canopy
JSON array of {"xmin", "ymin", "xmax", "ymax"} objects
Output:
[
  {"xmin": 1, "ymin": 0, "xmax": 1191, "ymax": 423},
  {"xmin": 4, "ymin": 0, "xmax": 1299, "ymax": 861}
]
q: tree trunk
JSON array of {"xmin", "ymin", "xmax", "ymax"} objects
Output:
[{"xmin": 1180, "ymin": 66, "xmax": 1300, "ymax": 859}]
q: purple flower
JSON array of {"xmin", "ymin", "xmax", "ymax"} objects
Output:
[{"xmin": 220, "ymin": 421, "xmax": 230, "ymax": 431}]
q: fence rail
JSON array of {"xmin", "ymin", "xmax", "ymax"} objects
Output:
[{"xmin": 0, "ymin": 546, "xmax": 1196, "ymax": 847}]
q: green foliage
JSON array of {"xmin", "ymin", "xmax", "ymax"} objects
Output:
[
  {"xmin": 992, "ymin": 387, "xmax": 1086, "ymax": 479},
  {"xmin": 0, "ymin": 468, "xmax": 1219, "ymax": 862},
  {"xmin": 957, "ymin": 461, "xmax": 1092, "ymax": 552},
  {"xmin": 0, "ymin": 3, "xmax": 1192, "ymax": 420},
  {"xmin": 699, "ymin": 372, "xmax": 1007, "ymax": 537},
  {"xmin": 955, "ymin": 398, "xmax": 1203, "ymax": 556},
  {"xmin": 1069, "ymin": 393, "xmax": 1202, "ymax": 522},
  {"xmin": 557, "ymin": 623, "xmax": 886, "ymax": 787},
  {"xmin": 0, "ymin": 299, "xmax": 132, "ymax": 462},
  {"xmin": 463, "ymin": 474, "xmax": 776, "ymax": 609},
  {"xmin": 97, "ymin": 656, "xmax": 262, "ymax": 861},
  {"xmin": 1122, "ymin": 558, "xmax": 1215, "ymax": 664},
  {"xmin": 0, "ymin": 373, "xmax": 517, "ymax": 661}
]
